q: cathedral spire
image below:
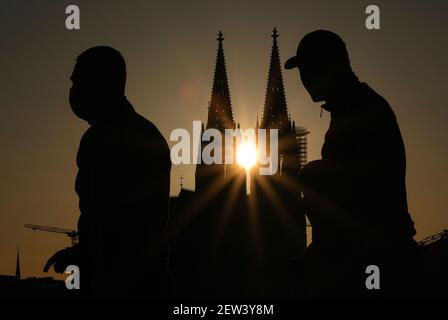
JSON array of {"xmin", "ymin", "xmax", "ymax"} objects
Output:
[
  {"xmin": 207, "ymin": 31, "xmax": 235, "ymax": 131},
  {"xmin": 260, "ymin": 27, "xmax": 289, "ymax": 130}
]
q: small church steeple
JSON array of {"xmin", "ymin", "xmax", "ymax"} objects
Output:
[{"xmin": 15, "ymin": 246, "xmax": 21, "ymax": 280}]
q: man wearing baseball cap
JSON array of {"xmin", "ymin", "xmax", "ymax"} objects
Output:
[{"xmin": 285, "ymin": 30, "xmax": 420, "ymax": 298}]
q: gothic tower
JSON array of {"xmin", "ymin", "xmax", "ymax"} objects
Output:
[
  {"xmin": 195, "ymin": 31, "xmax": 245, "ymax": 195},
  {"xmin": 259, "ymin": 27, "xmax": 299, "ymax": 176},
  {"xmin": 252, "ymin": 28, "xmax": 306, "ymax": 267}
]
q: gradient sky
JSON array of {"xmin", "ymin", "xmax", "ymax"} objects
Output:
[{"xmin": 1, "ymin": 0, "xmax": 447, "ymax": 278}]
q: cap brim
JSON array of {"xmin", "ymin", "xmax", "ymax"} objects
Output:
[{"xmin": 284, "ymin": 56, "xmax": 298, "ymax": 70}]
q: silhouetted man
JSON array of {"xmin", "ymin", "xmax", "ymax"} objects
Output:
[
  {"xmin": 44, "ymin": 46, "xmax": 172, "ymax": 298},
  {"xmin": 285, "ymin": 31, "xmax": 419, "ymax": 298}
]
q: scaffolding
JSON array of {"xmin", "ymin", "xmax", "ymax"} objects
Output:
[{"xmin": 295, "ymin": 126, "xmax": 310, "ymax": 169}]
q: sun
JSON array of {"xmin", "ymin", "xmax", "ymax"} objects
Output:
[{"xmin": 236, "ymin": 142, "xmax": 258, "ymax": 169}]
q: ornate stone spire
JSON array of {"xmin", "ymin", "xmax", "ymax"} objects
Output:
[
  {"xmin": 260, "ymin": 27, "xmax": 289, "ymax": 131},
  {"xmin": 207, "ymin": 31, "xmax": 235, "ymax": 131}
]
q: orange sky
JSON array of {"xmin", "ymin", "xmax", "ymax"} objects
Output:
[{"xmin": 1, "ymin": 0, "xmax": 447, "ymax": 278}]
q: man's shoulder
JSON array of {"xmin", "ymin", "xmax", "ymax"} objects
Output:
[
  {"xmin": 130, "ymin": 111, "xmax": 169, "ymax": 150},
  {"xmin": 132, "ymin": 112, "xmax": 164, "ymax": 136},
  {"xmin": 79, "ymin": 107, "xmax": 170, "ymax": 160},
  {"xmin": 120, "ymin": 110, "xmax": 171, "ymax": 167},
  {"xmin": 359, "ymin": 83, "xmax": 396, "ymax": 121},
  {"xmin": 82, "ymin": 110, "xmax": 164, "ymax": 141}
]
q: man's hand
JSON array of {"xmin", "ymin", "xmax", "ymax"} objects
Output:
[{"xmin": 44, "ymin": 245, "xmax": 80, "ymax": 273}]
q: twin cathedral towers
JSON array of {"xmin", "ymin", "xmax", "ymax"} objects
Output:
[
  {"xmin": 195, "ymin": 28, "xmax": 309, "ymax": 196},
  {"xmin": 170, "ymin": 28, "xmax": 308, "ymax": 298}
]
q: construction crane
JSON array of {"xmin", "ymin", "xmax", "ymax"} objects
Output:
[
  {"xmin": 24, "ymin": 223, "xmax": 78, "ymax": 246},
  {"xmin": 419, "ymin": 229, "xmax": 448, "ymax": 247}
]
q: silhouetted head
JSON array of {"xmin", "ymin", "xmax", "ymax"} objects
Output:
[
  {"xmin": 69, "ymin": 46, "xmax": 127, "ymax": 122},
  {"xmin": 285, "ymin": 30, "xmax": 357, "ymax": 102}
]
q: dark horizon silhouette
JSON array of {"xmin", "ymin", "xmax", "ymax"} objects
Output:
[
  {"xmin": 0, "ymin": 28, "xmax": 447, "ymax": 301},
  {"xmin": 2, "ymin": 1, "xmax": 448, "ymax": 280},
  {"xmin": 32, "ymin": 29, "xmax": 448, "ymax": 299},
  {"xmin": 1, "ymin": 1, "xmax": 448, "ymax": 301},
  {"xmin": 168, "ymin": 29, "xmax": 447, "ymax": 299}
]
